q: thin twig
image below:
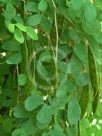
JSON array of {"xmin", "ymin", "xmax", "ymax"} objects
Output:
[
  {"xmin": 47, "ymin": 35, "xmax": 56, "ymax": 60},
  {"xmin": 51, "ymin": 0, "xmax": 59, "ymax": 61},
  {"xmin": 22, "ymin": 0, "xmax": 28, "ymax": 65},
  {"xmin": 16, "ymin": 64, "xmax": 20, "ymax": 103},
  {"xmin": 51, "ymin": 0, "xmax": 59, "ymax": 88}
]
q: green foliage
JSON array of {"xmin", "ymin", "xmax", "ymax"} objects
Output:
[
  {"xmin": 67, "ymin": 98, "xmax": 81, "ymax": 124},
  {"xmin": 0, "ymin": 0, "xmax": 102, "ymax": 136}
]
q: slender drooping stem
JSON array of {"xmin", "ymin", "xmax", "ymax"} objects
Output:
[
  {"xmin": 51, "ymin": 0, "xmax": 59, "ymax": 89},
  {"xmin": 51, "ymin": 0, "xmax": 59, "ymax": 61}
]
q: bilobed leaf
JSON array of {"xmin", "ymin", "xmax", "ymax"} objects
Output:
[
  {"xmin": 27, "ymin": 14, "xmax": 41, "ymax": 26},
  {"xmin": 94, "ymin": 32, "xmax": 102, "ymax": 44},
  {"xmin": 15, "ymin": 23, "xmax": 26, "ymax": 32},
  {"xmin": 19, "ymin": 119, "xmax": 37, "ymax": 136},
  {"xmin": 25, "ymin": 94, "xmax": 44, "ymax": 111},
  {"xmin": 36, "ymin": 104, "xmax": 52, "ymax": 125},
  {"xmin": 3, "ymin": 118, "xmax": 13, "ymax": 133},
  {"xmin": 75, "ymin": 73, "xmax": 89, "ymax": 86},
  {"xmin": 6, "ymin": 52, "xmax": 22, "ymax": 64},
  {"xmin": 4, "ymin": 2, "xmax": 16, "ymax": 20},
  {"xmin": 6, "ymin": 23, "xmax": 15, "ymax": 33},
  {"xmin": 49, "ymin": 123, "xmax": 65, "ymax": 136},
  {"xmin": 18, "ymin": 73, "xmax": 28, "ymax": 86},
  {"xmin": 67, "ymin": 99, "xmax": 81, "ymax": 124},
  {"xmin": 70, "ymin": 0, "xmax": 82, "ymax": 11},
  {"xmin": 13, "ymin": 104, "xmax": 30, "ymax": 118},
  {"xmin": 14, "ymin": 28, "xmax": 24, "ymax": 43},
  {"xmin": 38, "ymin": 0, "xmax": 47, "ymax": 11},
  {"xmin": 56, "ymin": 80, "xmax": 76, "ymax": 97},
  {"xmin": 40, "ymin": 15, "xmax": 52, "ymax": 34},
  {"xmin": 26, "ymin": 2, "xmax": 38, "ymax": 12},
  {"xmin": 73, "ymin": 44, "xmax": 88, "ymax": 63},
  {"xmin": 26, "ymin": 26, "xmax": 38, "ymax": 40},
  {"xmin": 82, "ymin": 20, "xmax": 101, "ymax": 35},
  {"xmin": 84, "ymin": 3, "xmax": 97, "ymax": 22},
  {"xmin": 50, "ymin": 96, "xmax": 69, "ymax": 114},
  {"xmin": 67, "ymin": 125, "xmax": 78, "ymax": 136},
  {"xmin": 12, "ymin": 128, "xmax": 27, "ymax": 136},
  {"xmin": 68, "ymin": 56, "xmax": 83, "ymax": 74},
  {"xmin": 42, "ymin": 132, "xmax": 49, "ymax": 136},
  {"xmin": 2, "ymin": 40, "xmax": 20, "ymax": 51}
]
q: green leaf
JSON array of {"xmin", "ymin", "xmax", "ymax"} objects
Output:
[
  {"xmin": 82, "ymin": 20, "xmax": 101, "ymax": 35},
  {"xmin": 19, "ymin": 119, "xmax": 37, "ymax": 136},
  {"xmin": 68, "ymin": 56, "xmax": 83, "ymax": 74},
  {"xmin": 38, "ymin": 0, "xmax": 47, "ymax": 11},
  {"xmin": 6, "ymin": 52, "xmax": 22, "ymax": 64},
  {"xmin": 40, "ymin": 15, "xmax": 52, "ymax": 34},
  {"xmin": 0, "ymin": 89, "xmax": 16, "ymax": 107},
  {"xmin": 84, "ymin": 3, "xmax": 97, "ymax": 22},
  {"xmin": 42, "ymin": 132, "xmax": 49, "ymax": 136},
  {"xmin": 50, "ymin": 96, "xmax": 69, "ymax": 114},
  {"xmin": 18, "ymin": 73, "xmax": 28, "ymax": 86},
  {"xmin": 70, "ymin": 0, "xmax": 82, "ymax": 11},
  {"xmin": 67, "ymin": 125, "xmax": 78, "ymax": 136},
  {"xmin": 6, "ymin": 22, "xmax": 15, "ymax": 33},
  {"xmin": 49, "ymin": 123, "xmax": 65, "ymax": 136},
  {"xmin": 14, "ymin": 104, "xmax": 30, "ymax": 118},
  {"xmin": 58, "ymin": 61, "xmax": 68, "ymax": 74},
  {"xmin": 15, "ymin": 23, "xmax": 26, "ymax": 32},
  {"xmin": 27, "ymin": 14, "xmax": 41, "ymax": 26},
  {"xmin": 81, "ymin": 118, "xmax": 90, "ymax": 129},
  {"xmin": 36, "ymin": 104, "xmax": 52, "ymax": 125},
  {"xmin": 94, "ymin": 32, "xmax": 102, "ymax": 44},
  {"xmin": 26, "ymin": 26, "xmax": 38, "ymax": 40},
  {"xmin": 14, "ymin": 28, "xmax": 24, "ymax": 43},
  {"xmin": 75, "ymin": 73, "xmax": 89, "ymax": 86},
  {"xmin": 2, "ymin": 40, "xmax": 20, "ymax": 51},
  {"xmin": 3, "ymin": 118, "xmax": 13, "ymax": 133},
  {"xmin": 73, "ymin": 44, "xmax": 88, "ymax": 63},
  {"xmin": 67, "ymin": 98, "xmax": 81, "ymax": 124},
  {"xmin": 26, "ymin": 2, "xmax": 39, "ymax": 13},
  {"xmin": 12, "ymin": 128, "xmax": 27, "ymax": 136},
  {"xmin": 56, "ymin": 80, "xmax": 76, "ymax": 97},
  {"xmin": 4, "ymin": 3, "xmax": 16, "ymax": 20},
  {"xmin": 25, "ymin": 94, "xmax": 44, "ymax": 111}
]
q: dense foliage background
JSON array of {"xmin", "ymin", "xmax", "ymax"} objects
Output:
[{"xmin": 0, "ymin": 0, "xmax": 102, "ymax": 136}]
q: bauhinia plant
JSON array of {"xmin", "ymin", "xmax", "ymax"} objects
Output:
[{"xmin": 0, "ymin": 0, "xmax": 102, "ymax": 136}]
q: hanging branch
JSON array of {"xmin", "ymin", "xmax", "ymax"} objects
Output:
[
  {"xmin": 51, "ymin": 0, "xmax": 59, "ymax": 61},
  {"xmin": 51, "ymin": 0, "xmax": 59, "ymax": 89}
]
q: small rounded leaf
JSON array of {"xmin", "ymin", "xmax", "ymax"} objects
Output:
[
  {"xmin": 6, "ymin": 52, "xmax": 22, "ymax": 64},
  {"xmin": 36, "ymin": 104, "xmax": 52, "ymax": 125},
  {"xmin": 26, "ymin": 26, "xmax": 38, "ymax": 40},
  {"xmin": 38, "ymin": 0, "xmax": 47, "ymax": 11},
  {"xmin": 12, "ymin": 128, "xmax": 27, "ymax": 136},
  {"xmin": 14, "ymin": 104, "xmax": 30, "ymax": 118},
  {"xmin": 25, "ymin": 94, "xmax": 44, "ymax": 111},
  {"xmin": 15, "ymin": 23, "xmax": 26, "ymax": 32},
  {"xmin": 18, "ymin": 73, "xmax": 28, "ymax": 86},
  {"xmin": 7, "ymin": 23, "xmax": 15, "ymax": 33},
  {"xmin": 67, "ymin": 99, "xmax": 81, "ymax": 124},
  {"xmin": 14, "ymin": 28, "xmax": 24, "ymax": 43},
  {"xmin": 84, "ymin": 3, "xmax": 97, "ymax": 22},
  {"xmin": 27, "ymin": 14, "xmax": 41, "ymax": 26}
]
